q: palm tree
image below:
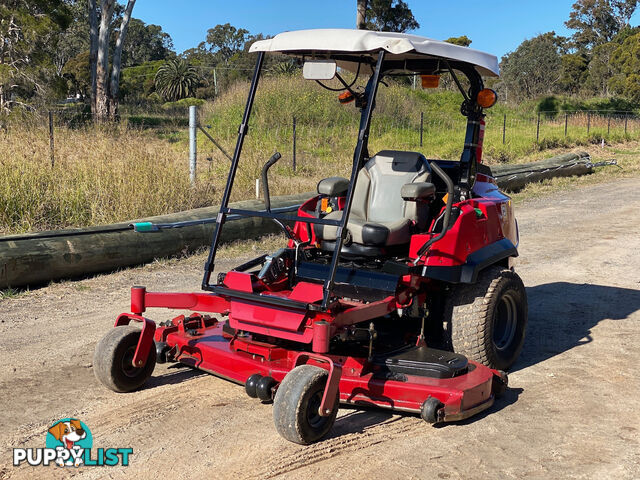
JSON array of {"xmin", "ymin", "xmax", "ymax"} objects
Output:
[{"xmin": 154, "ymin": 59, "xmax": 200, "ymax": 101}]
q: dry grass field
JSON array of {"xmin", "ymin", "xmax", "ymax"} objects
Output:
[{"xmin": 2, "ymin": 76, "xmax": 639, "ymax": 234}]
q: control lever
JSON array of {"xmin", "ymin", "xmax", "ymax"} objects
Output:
[
  {"xmin": 260, "ymin": 152, "xmax": 293, "ymax": 240},
  {"xmin": 261, "ymin": 152, "xmax": 281, "ymax": 212}
]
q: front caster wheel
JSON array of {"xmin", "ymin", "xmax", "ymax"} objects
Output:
[
  {"xmin": 93, "ymin": 325, "xmax": 156, "ymax": 393},
  {"xmin": 273, "ymin": 365, "xmax": 338, "ymax": 445}
]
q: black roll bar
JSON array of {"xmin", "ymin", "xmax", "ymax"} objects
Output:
[
  {"xmin": 202, "ymin": 51, "xmax": 265, "ymax": 288},
  {"xmin": 320, "ymin": 51, "xmax": 386, "ymax": 308}
]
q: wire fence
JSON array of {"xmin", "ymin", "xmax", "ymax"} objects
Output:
[
  {"xmin": 7, "ymin": 107, "xmax": 640, "ymax": 173},
  {"xmin": 3, "ymin": 105, "xmax": 639, "ymax": 233}
]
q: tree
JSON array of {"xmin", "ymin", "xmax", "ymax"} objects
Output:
[
  {"xmin": 119, "ymin": 59, "xmax": 163, "ymax": 101},
  {"xmin": 444, "ymin": 36, "xmax": 472, "ymax": 47},
  {"xmin": 88, "ymin": 0, "xmax": 98, "ymax": 112},
  {"xmin": 63, "ymin": 51, "xmax": 91, "ymax": 98},
  {"xmin": 89, "ymin": 0, "xmax": 137, "ymax": 121},
  {"xmin": 120, "ymin": 19, "xmax": 173, "ymax": 67},
  {"xmin": 363, "ymin": 0, "xmax": 419, "ymax": 33},
  {"xmin": 204, "ymin": 23, "xmax": 249, "ymax": 64},
  {"xmin": 565, "ymin": 0, "xmax": 639, "ymax": 51},
  {"xmin": 357, "ymin": 0, "xmax": 367, "ymax": 29},
  {"xmin": 608, "ymin": 32, "xmax": 640, "ymax": 102},
  {"xmin": 154, "ymin": 58, "xmax": 200, "ymax": 101},
  {"xmin": 500, "ymin": 32, "xmax": 566, "ymax": 100},
  {"xmin": 108, "ymin": 0, "xmax": 136, "ymax": 116},
  {"xmin": 52, "ymin": 0, "xmax": 90, "ymax": 77},
  {"xmin": 558, "ymin": 53, "xmax": 589, "ymax": 94},
  {"xmin": 586, "ymin": 42, "xmax": 617, "ymax": 95},
  {"xmin": 0, "ymin": 0, "xmax": 72, "ymax": 111}
]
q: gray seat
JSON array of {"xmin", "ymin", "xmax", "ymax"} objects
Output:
[{"xmin": 316, "ymin": 150, "xmax": 431, "ymax": 247}]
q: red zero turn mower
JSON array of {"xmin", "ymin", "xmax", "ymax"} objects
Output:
[{"xmin": 94, "ymin": 29, "xmax": 527, "ymax": 444}]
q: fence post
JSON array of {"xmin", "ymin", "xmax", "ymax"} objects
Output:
[
  {"xmin": 292, "ymin": 116, "xmax": 297, "ymax": 172},
  {"xmin": 502, "ymin": 113, "xmax": 506, "ymax": 145},
  {"xmin": 564, "ymin": 113, "xmax": 568, "ymax": 137},
  {"xmin": 625, "ymin": 114, "xmax": 628, "ymax": 135},
  {"xmin": 189, "ymin": 105, "xmax": 197, "ymax": 185},
  {"xmin": 536, "ymin": 112, "xmax": 540, "ymax": 143},
  {"xmin": 419, "ymin": 112, "xmax": 424, "ymax": 147},
  {"xmin": 48, "ymin": 111, "xmax": 55, "ymax": 168},
  {"xmin": 607, "ymin": 116, "xmax": 611, "ymax": 136},
  {"xmin": 587, "ymin": 112, "xmax": 591, "ymax": 135}
]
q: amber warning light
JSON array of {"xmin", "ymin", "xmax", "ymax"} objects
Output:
[
  {"xmin": 421, "ymin": 75, "xmax": 440, "ymax": 89},
  {"xmin": 338, "ymin": 91, "xmax": 354, "ymax": 104},
  {"xmin": 477, "ymin": 89, "xmax": 497, "ymax": 108}
]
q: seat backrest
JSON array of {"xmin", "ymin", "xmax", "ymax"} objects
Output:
[{"xmin": 351, "ymin": 150, "xmax": 431, "ymax": 223}]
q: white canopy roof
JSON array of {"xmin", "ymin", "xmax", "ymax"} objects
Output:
[{"xmin": 250, "ymin": 29, "xmax": 499, "ymax": 77}]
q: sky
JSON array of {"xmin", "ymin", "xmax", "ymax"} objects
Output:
[{"xmin": 133, "ymin": 1, "xmax": 640, "ymax": 60}]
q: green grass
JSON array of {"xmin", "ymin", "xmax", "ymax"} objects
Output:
[
  {"xmin": 0, "ymin": 287, "xmax": 28, "ymax": 300},
  {"xmin": 191, "ymin": 75, "xmax": 640, "ymax": 201}
]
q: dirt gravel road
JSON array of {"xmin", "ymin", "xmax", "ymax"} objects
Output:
[{"xmin": 1, "ymin": 178, "xmax": 639, "ymax": 480}]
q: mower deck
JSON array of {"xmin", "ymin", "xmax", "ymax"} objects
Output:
[{"xmin": 152, "ymin": 312, "xmax": 499, "ymax": 422}]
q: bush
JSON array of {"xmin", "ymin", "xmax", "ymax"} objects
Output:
[
  {"xmin": 161, "ymin": 98, "xmax": 205, "ymax": 110},
  {"xmin": 537, "ymin": 96, "xmax": 560, "ymax": 117}
]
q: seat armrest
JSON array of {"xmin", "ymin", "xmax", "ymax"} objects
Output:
[
  {"xmin": 317, "ymin": 176, "xmax": 349, "ymax": 196},
  {"xmin": 401, "ymin": 182, "xmax": 436, "ymax": 201}
]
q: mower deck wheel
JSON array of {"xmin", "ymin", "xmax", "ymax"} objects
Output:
[
  {"xmin": 420, "ymin": 396, "xmax": 444, "ymax": 424},
  {"xmin": 245, "ymin": 374, "xmax": 262, "ymax": 398},
  {"xmin": 273, "ymin": 365, "xmax": 339, "ymax": 445},
  {"xmin": 93, "ymin": 325, "xmax": 156, "ymax": 393},
  {"xmin": 445, "ymin": 266, "xmax": 528, "ymax": 371},
  {"xmin": 256, "ymin": 376, "xmax": 277, "ymax": 403}
]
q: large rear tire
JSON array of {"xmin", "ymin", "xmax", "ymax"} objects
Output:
[
  {"xmin": 444, "ymin": 266, "xmax": 527, "ymax": 371},
  {"xmin": 94, "ymin": 325, "xmax": 156, "ymax": 393},
  {"xmin": 273, "ymin": 365, "xmax": 338, "ymax": 445}
]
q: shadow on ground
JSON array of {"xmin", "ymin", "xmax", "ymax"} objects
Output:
[
  {"xmin": 146, "ymin": 364, "xmax": 205, "ymax": 389},
  {"xmin": 330, "ymin": 407, "xmax": 396, "ymax": 438},
  {"xmin": 513, "ymin": 282, "xmax": 640, "ymax": 372}
]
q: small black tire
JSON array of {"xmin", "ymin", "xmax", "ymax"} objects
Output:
[
  {"xmin": 421, "ymin": 397, "xmax": 444, "ymax": 424},
  {"xmin": 155, "ymin": 341, "xmax": 170, "ymax": 364},
  {"xmin": 273, "ymin": 365, "xmax": 339, "ymax": 445},
  {"xmin": 256, "ymin": 376, "xmax": 277, "ymax": 403},
  {"xmin": 93, "ymin": 325, "xmax": 156, "ymax": 393},
  {"xmin": 245, "ymin": 374, "xmax": 262, "ymax": 398},
  {"xmin": 444, "ymin": 266, "xmax": 528, "ymax": 371}
]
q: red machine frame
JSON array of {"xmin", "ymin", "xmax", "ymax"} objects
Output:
[{"xmin": 97, "ymin": 41, "xmax": 519, "ymax": 440}]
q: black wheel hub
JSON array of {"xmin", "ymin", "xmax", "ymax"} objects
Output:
[
  {"xmin": 121, "ymin": 346, "xmax": 142, "ymax": 378},
  {"xmin": 306, "ymin": 391, "xmax": 326, "ymax": 429},
  {"xmin": 493, "ymin": 291, "xmax": 518, "ymax": 352}
]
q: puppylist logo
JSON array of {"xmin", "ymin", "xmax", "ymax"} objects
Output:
[{"xmin": 13, "ymin": 418, "xmax": 132, "ymax": 467}]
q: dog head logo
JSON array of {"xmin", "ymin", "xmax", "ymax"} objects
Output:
[
  {"xmin": 45, "ymin": 418, "xmax": 92, "ymax": 467},
  {"xmin": 48, "ymin": 420, "xmax": 86, "ymax": 449}
]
